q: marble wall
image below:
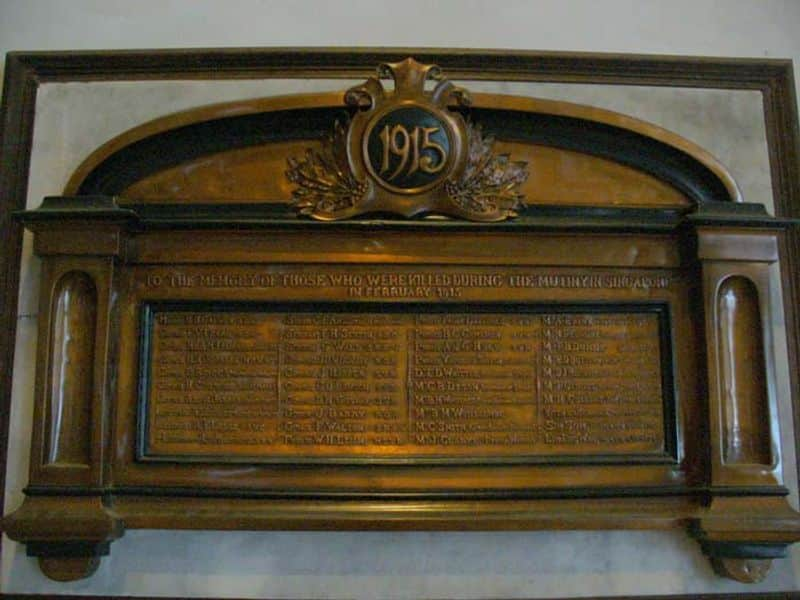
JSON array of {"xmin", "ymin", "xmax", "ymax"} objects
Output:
[{"xmin": 2, "ymin": 78, "xmax": 799, "ymax": 597}]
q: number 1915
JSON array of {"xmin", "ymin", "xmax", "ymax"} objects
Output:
[{"xmin": 377, "ymin": 124, "xmax": 447, "ymax": 181}]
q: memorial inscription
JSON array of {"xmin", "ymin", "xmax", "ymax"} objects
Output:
[
  {"xmin": 5, "ymin": 54, "xmax": 800, "ymax": 585},
  {"xmin": 140, "ymin": 304, "xmax": 670, "ymax": 463}
]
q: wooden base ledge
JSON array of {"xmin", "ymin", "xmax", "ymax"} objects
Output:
[{"xmin": 5, "ymin": 493, "xmax": 800, "ymax": 582}]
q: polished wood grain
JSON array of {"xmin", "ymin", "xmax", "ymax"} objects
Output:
[
  {"xmin": 118, "ymin": 140, "xmax": 690, "ymax": 209},
  {"xmin": 2, "ymin": 49, "xmax": 800, "ymax": 598},
  {"xmin": 24, "ymin": 253, "xmax": 118, "ymax": 490},
  {"xmin": 8, "ymin": 201, "xmax": 798, "ymax": 582},
  {"xmin": 45, "ymin": 271, "xmax": 96, "ymax": 467},
  {"xmin": 697, "ymin": 228, "xmax": 784, "ymax": 489},
  {"xmin": 62, "ymin": 90, "xmax": 729, "ymax": 210},
  {"xmin": 62, "ymin": 91, "xmax": 739, "ymax": 204},
  {"xmin": 718, "ymin": 276, "xmax": 771, "ymax": 466}
]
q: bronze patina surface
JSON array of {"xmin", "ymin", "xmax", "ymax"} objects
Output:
[
  {"xmin": 142, "ymin": 306, "xmax": 666, "ymax": 462},
  {"xmin": 3, "ymin": 52, "xmax": 800, "ymax": 584},
  {"xmin": 285, "ymin": 58, "xmax": 528, "ymax": 221}
]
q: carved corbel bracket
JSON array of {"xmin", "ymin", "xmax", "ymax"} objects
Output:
[
  {"xmin": 691, "ymin": 497, "xmax": 800, "ymax": 583},
  {"xmin": 3, "ymin": 495, "xmax": 124, "ymax": 581}
]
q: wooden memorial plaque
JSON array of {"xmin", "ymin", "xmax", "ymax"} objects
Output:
[
  {"xmin": 4, "ymin": 57, "xmax": 800, "ymax": 584},
  {"xmin": 140, "ymin": 301, "xmax": 669, "ymax": 462}
]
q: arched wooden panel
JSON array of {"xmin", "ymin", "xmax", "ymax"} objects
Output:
[
  {"xmin": 717, "ymin": 275, "xmax": 771, "ymax": 466},
  {"xmin": 45, "ymin": 271, "xmax": 96, "ymax": 467},
  {"xmin": 64, "ymin": 93, "xmax": 740, "ymax": 209}
]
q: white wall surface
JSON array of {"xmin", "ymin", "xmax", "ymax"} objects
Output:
[
  {"xmin": 0, "ymin": 0, "xmax": 798, "ymax": 63},
  {"xmin": 2, "ymin": 1, "xmax": 800, "ymax": 597}
]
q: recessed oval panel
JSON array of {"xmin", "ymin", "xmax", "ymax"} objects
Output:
[
  {"xmin": 45, "ymin": 271, "xmax": 97, "ymax": 466},
  {"xmin": 717, "ymin": 276, "xmax": 771, "ymax": 465}
]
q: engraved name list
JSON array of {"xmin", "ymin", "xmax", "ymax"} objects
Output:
[{"xmin": 141, "ymin": 307, "xmax": 668, "ymax": 462}]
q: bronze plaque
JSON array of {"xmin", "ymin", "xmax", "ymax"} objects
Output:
[{"xmin": 139, "ymin": 304, "xmax": 673, "ymax": 463}]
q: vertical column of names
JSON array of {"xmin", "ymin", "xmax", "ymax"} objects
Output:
[
  {"xmin": 148, "ymin": 312, "xmax": 279, "ymax": 449},
  {"xmin": 539, "ymin": 314, "xmax": 664, "ymax": 452},
  {"xmin": 409, "ymin": 314, "xmax": 539, "ymax": 450},
  {"xmin": 277, "ymin": 314, "xmax": 408, "ymax": 449}
]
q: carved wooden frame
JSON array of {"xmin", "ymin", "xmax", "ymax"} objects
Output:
[{"xmin": 1, "ymin": 48, "xmax": 800, "ymax": 598}]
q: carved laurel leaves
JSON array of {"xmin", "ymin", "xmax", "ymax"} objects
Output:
[
  {"xmin": 445, "ymin": 122, "xmax": 528, "ymax": 217},
  {"xmin": 285, "ymin": 120, "xmax": 368, "ymax": 217},
  {"xmin": 286, "ymin": 119, "xmax": 527, "ymax": 220}
]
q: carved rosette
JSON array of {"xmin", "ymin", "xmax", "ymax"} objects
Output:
[{"xmin": 286, "ymin": 58, "xmax": 528, "ymax": 221}]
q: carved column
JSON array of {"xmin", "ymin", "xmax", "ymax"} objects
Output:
[
  {"xmin": 691, "ymin": 214, "xmax": 800, "ymax": 582},
  {"xmin": 2, "ymin": 198, "xmax": 133, "ymax": 580}
]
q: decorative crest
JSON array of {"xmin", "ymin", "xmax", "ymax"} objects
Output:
[{"xmin": 286, "ymin": 58, "xmax": 528, "ymax": 221}]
